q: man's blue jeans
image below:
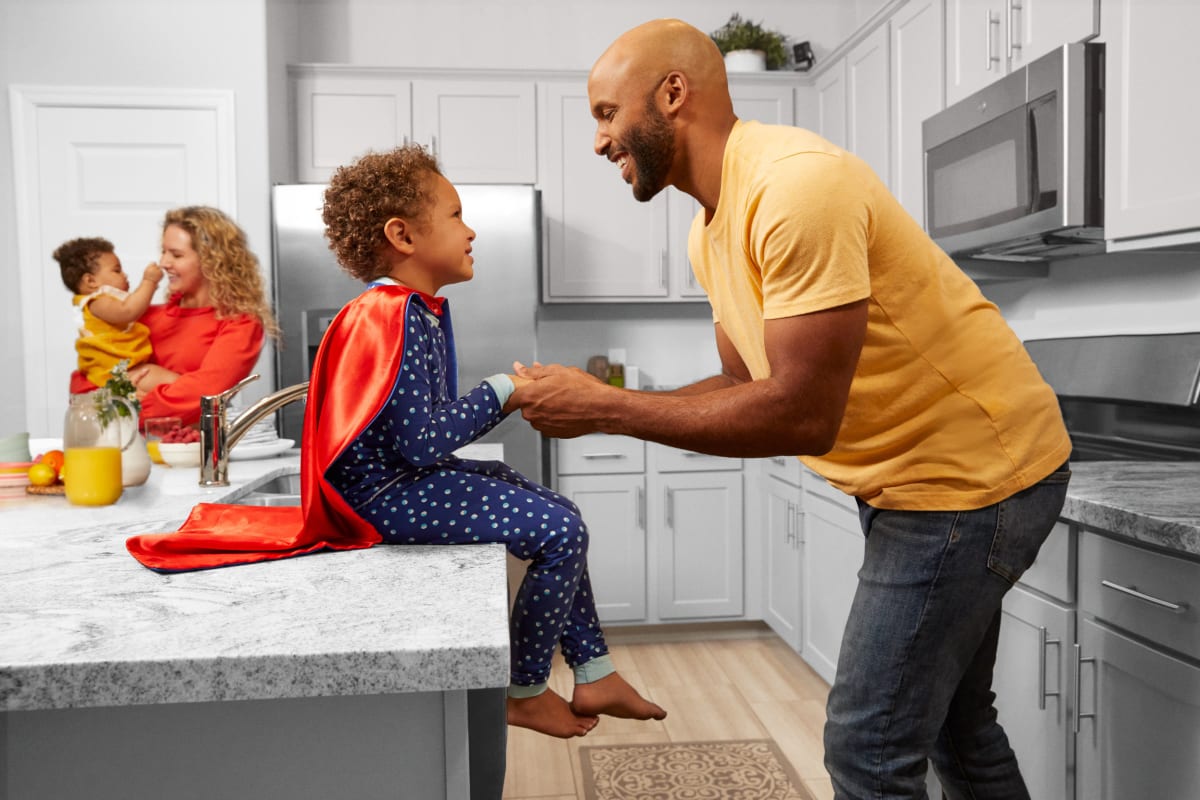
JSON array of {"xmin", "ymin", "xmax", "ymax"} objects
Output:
[{"xmin": 824, "ymin": 463, "xmax": 1071, "ymax": 799}]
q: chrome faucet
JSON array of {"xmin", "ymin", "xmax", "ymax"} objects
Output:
[{"xmin": 198, "ymin": 374, "xmax": 309, "ymax": 486}]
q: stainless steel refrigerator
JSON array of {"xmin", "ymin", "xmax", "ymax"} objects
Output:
[{"xmin": 270, "ymin": 183, "xmax": 542, "ymax": 482}]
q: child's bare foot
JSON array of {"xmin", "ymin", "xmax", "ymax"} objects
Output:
[
  {"xmin": 507, "ymin": 689, "xmax": 599, "ymax": 738},
  {"xmin": 570, "ymin": 672, "xmax": 667, "ymax": 720}
]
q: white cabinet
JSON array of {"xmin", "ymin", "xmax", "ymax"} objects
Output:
[
  {"xmin": 1074, "ymin": 529, "xmax": 1200, "ymax": 799},
  {"xmin": 814, "ymin": 61, "xmax": 848, "ymax": 149},
  {"xmin": 993, "ymin": 585, "xmax": 1074, "ymax": 800},
  {"xmin": 846, "ymin": 25, "xmax": 892, "ymax": 190},
  {"xmin": 649, "ymin": 445, "xmax": 744, "ymax": 619},
  {"xmin": 540, "ymin": 81, "xmax": 670, "ymax": 301},
  {"xmin": 1102, "ymin": 0, "xmax": 1200, "ymax": 248},
  {"xmin": 945, "ymin": 0, "xmax": 1098, "ymax": 106},
  {"xmin": 553, "ymin": 434, "xmax": 645, "ymax": 623},
  {"xmin": 800, "ymin": 470, "xmax": 865, "ymax": 685},
  {"xmin": 542, "ymin": 79, "xmax": 796, "ymax": 303},
  {"xmin": 553, "ymin": 435, "xmax": 744, "ymax": 624},
  {"xmin": 811, "ymin": 1, "xmax": 943, "ymax": 223},
  {"xmin": 292, "ymin": 68, "xmax": 536, "ymax": 184},
  {"xmin": 760, "ymin": 457, "xmax": 804, "ymax": 650},
  {"xmin": 890, "ymin": 0, "xmax": 945, "ymax": 226},
  {"xmin": 556, "ymin": 472, "xmax": 646, "ymax": 622}
]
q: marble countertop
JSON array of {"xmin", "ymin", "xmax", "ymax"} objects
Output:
[
  {"xmin": 1, "ymin": 447, "xmax": 510, "ymax": 713},
  {"xmin": 1062, "ymin": 461, "xmax": 1200, "ymax": 558}
]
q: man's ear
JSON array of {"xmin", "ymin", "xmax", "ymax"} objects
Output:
[
  {"xmin": 660, "ymin": 71, "xmax": 688, "ymax": 118},
  {"xmin": 384, "ymin": 217, "xmax": 416, "ymax": 255}
]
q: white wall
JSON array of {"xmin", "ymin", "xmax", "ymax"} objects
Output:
[
  {"xmin": 0, "ymin": 0, "xmax": 276, "ymax": 429},
  {"xmin": 983, "ymin": 250, "xmax": 1200, "ymax": 341},
  {"xmin": 292, "ymin": 0, "xmax": 855, "ymax": 71}
]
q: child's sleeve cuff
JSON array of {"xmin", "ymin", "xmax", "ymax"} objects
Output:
[{"xmin": 483, "ymin": 373, "xmax": 515, "ymax": 409}]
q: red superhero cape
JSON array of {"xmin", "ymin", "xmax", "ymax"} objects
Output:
[{"xmin": 126, "ymin": 285, "xmax": 441, "ymax": 572}]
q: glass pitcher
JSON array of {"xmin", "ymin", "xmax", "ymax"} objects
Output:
[{"xmin": 63, "ymin": 390, "xmax": 138, "ymax": 506}]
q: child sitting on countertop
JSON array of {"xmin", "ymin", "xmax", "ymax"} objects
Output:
[
  {"xmin": 126, "ymin": 145, "xmax": 665, "ymax": 740},
  {"xmin": 54, "ymin": 237, "xmax": 162, "ymax": 391}
]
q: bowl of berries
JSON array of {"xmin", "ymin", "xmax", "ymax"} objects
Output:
[{"xmin": 157, "ymin": 425, "xmax": 202, "ymax": 468}]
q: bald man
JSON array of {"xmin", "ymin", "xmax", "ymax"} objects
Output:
[{"xmin": 511, "ymin": 18, "xmax": 1071, "ymax": 799}]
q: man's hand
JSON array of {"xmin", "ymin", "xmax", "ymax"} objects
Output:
[{"xmin": 508, "ymin": 361, "xmax": 613, "ymax": 438}]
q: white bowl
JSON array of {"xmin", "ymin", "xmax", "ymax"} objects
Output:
[{"xmin": 158, "ymin": 442, "xmax": 201, "ymax": 468}]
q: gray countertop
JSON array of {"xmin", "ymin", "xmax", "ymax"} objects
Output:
[
  {"xmin": 1062, "ymin": 461, "xmax": 1200, "ymax": 558},
  {"xmin": 0, "ymin": 450, "xmax": 510, "ymax": 713},
  {"xmin": 3, "ymin": 455, "xmax": 1197, "ymax": 715}
]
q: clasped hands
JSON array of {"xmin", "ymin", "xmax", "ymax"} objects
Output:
[{"xmin": 504, "ymin": 361, "xmax": 615, "ymax": 439}]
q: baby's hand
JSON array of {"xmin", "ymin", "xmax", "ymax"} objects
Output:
[{"xmin": 143, "ymin": 262, "xmax": 164, "ymax": 284}]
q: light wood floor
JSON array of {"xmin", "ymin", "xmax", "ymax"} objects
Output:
[{"xmin": 501, "ymin": 624, "xmax": 835, "ymax": 800}]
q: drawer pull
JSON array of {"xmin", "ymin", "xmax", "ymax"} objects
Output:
[
  {"xmin": 1101, "ymin": 579, "xmax": 1189, "ymax": 613},
  {"xmin": 581, "ymin": 453, "xmax": 627, "ymax": 460},
  {"xmin": 1073, "ymin": 644, "xmax": 1096, "ymax": 734},
  {"xmin": 1038, "ymin": 626, "xmax": 1061, "ymax": 711},
  {"xmin": 770, "ymin": 457, "xmax": 788, "ymax": 467}
]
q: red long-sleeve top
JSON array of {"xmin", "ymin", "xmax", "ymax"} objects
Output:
[{"xmin": 70, "ymin": 295, "xmax": 264, "ymax": 425}]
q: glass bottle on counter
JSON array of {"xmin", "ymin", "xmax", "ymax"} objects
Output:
[{"xmin": 62, "ymin": 390, "xmax": 138, "ymax": 506}]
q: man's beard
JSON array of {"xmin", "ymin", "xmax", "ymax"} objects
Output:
[{"xmin": 624, "ymin": 95, "xmax": 675, "ymax": 202}]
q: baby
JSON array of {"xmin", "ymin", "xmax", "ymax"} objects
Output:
[{"xmin": 54, "ymin": 237, "xmax": 162, "ymax": 390}]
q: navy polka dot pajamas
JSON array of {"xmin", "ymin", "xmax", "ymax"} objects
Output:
[{"xmin": 325, "ymin": 290, "xmax": 609, "ymax": 690}]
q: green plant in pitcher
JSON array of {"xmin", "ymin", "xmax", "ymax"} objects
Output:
[
  {"xmin": 709, "ymin": 13, "xmax": 789, "ymax": 70},
  {"xmin": 98, "ymin": 359, "xmax": 140, "ymax": 425}
]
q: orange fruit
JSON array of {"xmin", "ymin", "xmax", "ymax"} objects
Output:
[
  {"xmin": 29, "ymin": 462, "xmax": 57, "ymax": 487},
  {"xmin": 38, "ymin": 449, "xmax": 65, "ymax": 478}
]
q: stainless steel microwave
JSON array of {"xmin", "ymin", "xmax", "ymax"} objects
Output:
[{"xmin": 923, "ymin": 42, "xmax": 1104, "ymax": 261}]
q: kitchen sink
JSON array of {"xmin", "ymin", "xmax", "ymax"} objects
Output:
[{"xmin": 233, "ymin": 471, "xmax": 301, "ymax": 506}]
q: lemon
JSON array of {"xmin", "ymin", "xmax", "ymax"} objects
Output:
[{"xmin": 28, "ymin": 462, "xmax": 57, "ymax": 487}]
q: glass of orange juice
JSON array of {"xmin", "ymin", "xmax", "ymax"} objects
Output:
[
  {"xmin": 143, "ymin": 417, "xmax": 182, "ymax": 465},
  {"xmin": 63, "ymin": 447, "xmax": 124, "ymax": 505}
]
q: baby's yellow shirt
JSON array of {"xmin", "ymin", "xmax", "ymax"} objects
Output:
[{"xmin": 689, "ymin": 121, "xmax": 1071, "ymax": 510}]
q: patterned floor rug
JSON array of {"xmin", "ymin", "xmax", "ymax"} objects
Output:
[{"xmin": 579, "ymin": 739, "xmax": 815, "ymax": 800}]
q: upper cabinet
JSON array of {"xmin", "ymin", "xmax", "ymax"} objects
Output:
[
  {"xmin": 890, "ymin": 0, "xmax": 945, "ymax": 227},
  {"xmin": 541, "ymin": 77, "xmax": 797, "ymax": 303},
  {"xmin": 291, "ymin": 67, "xmax": 536, "ymax": 184},
  {"xmin": 945, "ymin": 0, "xmax": 1099, "ymax": 106},
  {"xmin": 807, "ymin": 0, "xmax": 944, "ymax": 229},
  {"xmin": 1102, "ymin": 0, "xmax": 1200, "ymax": 248}
]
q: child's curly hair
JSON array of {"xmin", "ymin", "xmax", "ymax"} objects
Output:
[
  {"xmin": 322, "ymin": 145, "xmax": 442, "ymax": 282},
  {"xmin": 162, "ymin": 206, "xmax": 280, "ymax": 339},
  {"xmin": 53, "ymin": 237, "xmax": 115, "ymax": 293}
]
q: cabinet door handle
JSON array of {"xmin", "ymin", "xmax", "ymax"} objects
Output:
[
  {"xmin": 1007, "ymin": 0, "xmax": 1022, "ymax": 60},
  {"xmin": 794, "ymin": 505, "xmax": 804, "ymax": 548},
  {"xmin": 1073, "ymin": 643, "xmax": 1096, "ymax": 734},
  {"xmin": 770, "ymin": 456, "xmax": 788, "ymax": 467},
  {"xmin": 985, "ymin": 10, "xmax": 1000, "ymax": 71},
  {"xmin": 1038, "ymin": 625, "xmax": 1061, "ymax": 711},
  {"xmin": 785, "ymin": 501, "xmax": 794, "ymax": 545},
  {"xmin": 636, "ymin": 486, "xmax": 645, "ymax": 530},
  {"xmin": 660, "ymin": 250, "xmax": 668, "ymax": 289},
  {"xmin": 1101, "ymin": 579, "xmax": 1189, "ymax": 613},
  {"xmin": 431, "ymin": 134, "xmax": 438, "ymax": 157},
  {"xmin": 665, "ymin": 488, "xmax": 674, "ymax": 528},
  {"xmin": 581, "ymin": 452, "xmax": 627, "ymax": 460}
]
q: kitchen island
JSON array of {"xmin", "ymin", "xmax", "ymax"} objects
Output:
[{"xmin": 0, "ymin": 450, "xmax": 510, "ymax": 800}]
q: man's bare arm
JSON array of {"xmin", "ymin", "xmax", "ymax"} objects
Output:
[{"xmin": 512, "ymin": 299, "xmax": 868, "ymax": 457}]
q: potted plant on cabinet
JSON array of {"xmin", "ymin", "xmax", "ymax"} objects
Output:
[{"xmin": 710, "ymin": 13, "xmax": 788, "ymax": 72}]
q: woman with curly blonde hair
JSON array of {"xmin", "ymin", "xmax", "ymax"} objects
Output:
[{"xmin": 121, "ymin": 206, "xmax": 278, "ymax": 424}]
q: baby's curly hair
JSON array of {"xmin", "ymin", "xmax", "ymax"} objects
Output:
[
  {"xmin": 162, "ymin": 206, "xmax": 280, "ymax": 339},
  {"xmin": 53, "ymin": 237, "xmax": 115, "ymax": 293},
  {"xmin": 322, "ymin": 145, "xmax": 442, "ymax": 282}
]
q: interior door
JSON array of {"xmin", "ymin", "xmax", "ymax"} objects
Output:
[{"xmin": 11, "ymin": 89, "xmax": 233, "ymax": 435}]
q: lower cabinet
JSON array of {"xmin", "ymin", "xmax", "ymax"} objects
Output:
[
  {"xmin": 993, "ymin": 585, "xmax": 1075, "ymax": 800},
  {"xmin": 761, "ymin": 457, "xmax": 804, "ymax": 650},
  {"xmin": 799, "ymin": 470, "xmax": 865, "ymax": 686},
  {"xmin": 993, "ymin": 522, "xmax": 1200, "ymax": 799},
  {"xmin": 553, "ymin": 435, "xmax": 744, "ymax": 625}
]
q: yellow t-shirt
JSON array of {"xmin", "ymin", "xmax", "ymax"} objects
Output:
[
  {"xmin": 73, "ymin": 286, "xmax": 154, "ymax": 388},
  {"xmin": 688, "ymin": 120, "xmax": 1071, "ymax": 510}
]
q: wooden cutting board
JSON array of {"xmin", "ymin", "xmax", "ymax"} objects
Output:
[{"xmin": 26, "ymin": 484, "xmax": 66, "ymax": 496}]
